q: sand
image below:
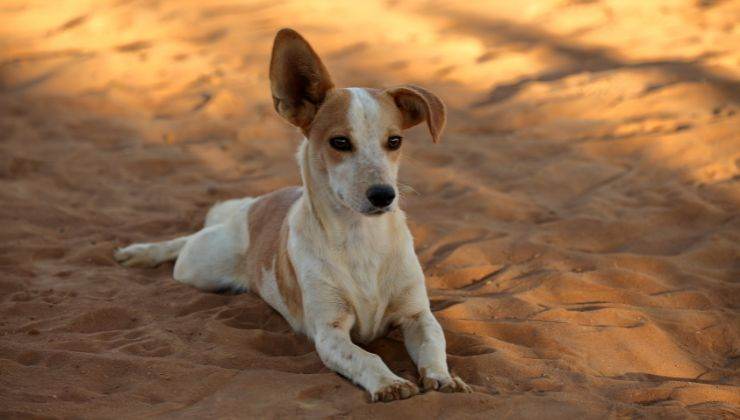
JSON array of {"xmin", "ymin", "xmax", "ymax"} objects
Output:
[{"xmin": 1, "ymin": 0, "xmax": 738, "ymax": 418}]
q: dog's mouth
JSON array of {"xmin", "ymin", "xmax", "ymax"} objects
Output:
[
  {"xmin": 362, "ymin": 206, "xmax": 391, "ymax": 216},
  {"xmin": 334, "ymin": 188, "xmax": 394, "ymax": 216}
]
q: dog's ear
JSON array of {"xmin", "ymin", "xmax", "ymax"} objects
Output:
[
  {"xmin": 269, "ymin": 28, "xmax": 334, "ymax": 129},
  {"xmin": 386, "ymin": 85, "xmax": 446, "ymax": 143}
]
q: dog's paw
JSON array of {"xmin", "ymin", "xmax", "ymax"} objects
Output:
[
  {"xmin": 420, "ymin": 370, "xmax": 472, "ymax": 394},
  {"xmin": 371, "ymin": 378, "xmax": 419, "ymax": 402},
  {"xmin": 113, "ymin": 244, "xmax": 159, "ymax": 268}
]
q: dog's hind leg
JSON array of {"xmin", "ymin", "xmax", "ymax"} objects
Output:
[
  {"xmin": 114, "ymin": 236, "xmax": 191, "ymax": 268},
  {"xmin": 114, "ymin": 197, "xmax": 254, "ymax": 271},
  {"xmin": 171, "ymin": 220, "xmax": 247, "ymax": 293},
  {"xmin": 204, "ymin": 198, "xmax": 253, "ymax": 227},
  {"xmin": 116, "ymin": 197, "xmax": 254, "ymax": 293}
]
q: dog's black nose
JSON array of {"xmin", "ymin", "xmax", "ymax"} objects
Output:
[{"xmin": 366, "ymin": 184, "xmax": 396, "ymax": 208}]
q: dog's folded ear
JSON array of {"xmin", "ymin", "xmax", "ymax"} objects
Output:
[
  {"xmin": 270, "ymin": 28, "xmax": 334, "ymax": 130},
  {"xmin": 386, "ymin": 85, "xmax": 446, "ymax": 143}
]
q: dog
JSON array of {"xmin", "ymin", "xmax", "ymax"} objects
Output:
[{"xmin": 114, "ymin": 28, "xmax": 471, "ymax": 402}]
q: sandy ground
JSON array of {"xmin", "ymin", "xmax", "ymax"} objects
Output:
[{"xmin": 1, "ymin": 0, "xmax": 739, "ymax": 418}]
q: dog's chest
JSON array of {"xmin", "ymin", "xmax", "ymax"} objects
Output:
[
  {"xmin": 346, "ymin": 258, "xmax": 391, "ymax": 343},
  {"xmin": 338, "ymin": 225, "xmax": 395, "ymax": 343}
]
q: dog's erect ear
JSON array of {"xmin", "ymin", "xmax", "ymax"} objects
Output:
[
  {"xmin": 269, "ymin": 28, "xmax": 334, "ymax": 129},
  {"xmin": 386, "ymin": 85, "xmax": 446, "ymax": 143}
]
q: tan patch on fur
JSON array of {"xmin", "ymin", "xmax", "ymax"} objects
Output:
[
  {"xmin": 245, "ymin": 187, "xmax": 303, "ymax": 321},
  {"xmin": 385, "ymin": 85, "xmax": 446, "ymax": 143},
  {"xmin": 368, "ymin": 89, "xmax": 406, "ymax": 162},
  {"xmin": 307, "ymin": 89, "xmax": 353, "ymax": 165},
  {"xmin": 276, "ymin": 216, "xmax": 303, "ymax": 323}
]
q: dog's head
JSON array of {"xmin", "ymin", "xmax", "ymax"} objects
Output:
[{"xmin": 269, "ymin": 28, "xmax": 445, "ymax": 216}]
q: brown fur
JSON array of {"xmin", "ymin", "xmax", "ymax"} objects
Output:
[
  {"xmin": 245, "ymin": 187, "xmax": 304, "ymax": 321},
  {"xmin": 275, "ymin": 215, "xmax": 303, "ymax": 323},
  {"xmin": 369, "ymin": 89, "xmax": 405, "ymax": 162},
  {"xmin": 307, "ymin": 89, "xmax": 353, "ymax": 165},
  {"xmin": 269, "ymin": 28, "xmax": 334, "ymax": 130},
  {"xmin": 385, "ymin": 85, "xmax": 446, "ymax": 143}
]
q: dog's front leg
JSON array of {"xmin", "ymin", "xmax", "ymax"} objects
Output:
[
  {"xmin": 401, "ymin": 310, "xmax": 472, "ymax": 393},
  {"xmin": 312, "ymin": 311, "xmax": 419, "ymax": 402}
]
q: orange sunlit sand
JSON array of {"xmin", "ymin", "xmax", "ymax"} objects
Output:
[{"xmin": 1, "ymin": 0, "xmax": 738, "ymax": 417}]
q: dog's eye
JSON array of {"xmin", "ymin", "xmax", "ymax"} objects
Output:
[
  {"xmin": 329, "ymin": 136, "xmax": 352, "ymax": 152},
  {"xmin": 387, "ymin": 135, "xmax": 403, "ymax": 150}
]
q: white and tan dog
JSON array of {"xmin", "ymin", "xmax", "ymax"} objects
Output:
[{"xmin": 114, "ymin": 28, "xmax": 471, "ymax": 402}]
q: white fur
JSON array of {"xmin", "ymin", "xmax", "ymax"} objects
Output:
[{"xmin": 114, "ymin": 88, "xmax": 470, "ymax": 401}]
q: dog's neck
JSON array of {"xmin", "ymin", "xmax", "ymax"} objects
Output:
[{"xmin": 297, "ymin": 140, "xmax": 394, "ymax": 243}]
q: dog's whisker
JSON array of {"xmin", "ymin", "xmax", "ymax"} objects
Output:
[{"xmin": 398, "ymin": 182, "xmax": 419, "ymax": 196}]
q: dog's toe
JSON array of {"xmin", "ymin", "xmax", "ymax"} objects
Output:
[
  {"xmin": 114, "ymin": 245, "xmax": 159, "ymax": 268},
  {"xmin": 421, "ymin": 372, "xmax": 472, "ymax": 394},
  {"xmin": 421, "ymin": 376, "xmax": 440, "ymax": 391},
  {"xmin": 372, "ymin": 379, "xmax": 419, "ymax": 403},
  {"xmin": 113, "ymin": 248, "xmax": 129, "ymax": 262},
  {"xmin": 439, "ymin": 376, "xmax": 472, "ymax": 393},
  {"xmin": 113, "ymin": 248, "xmax": 132, "ymax": 264}
]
